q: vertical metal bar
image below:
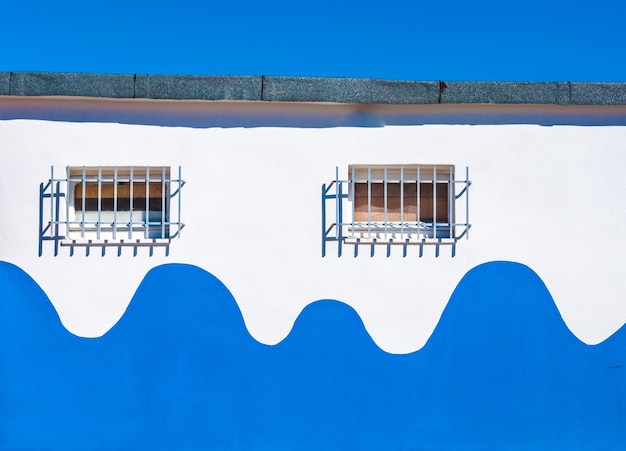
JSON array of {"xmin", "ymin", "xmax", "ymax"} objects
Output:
[
  {"xmin": 466, "ymin": 166, "xmax": 470, "ymax": 239},
  {"xmin": 39, "ymin": 182, "xmax": 44, "ymax": 256},
  {"xmin": 335, "ymin": 166, "xmax": 340, "ymax": 240},
  {"xmin": 81, "ymin": 166, "xmax": 86, "ymax": 238},
  {"xmin": 337, "ymin": 167, "xmax": 343, "ymax": 257},
  {"xmin": 65, "ymin": 166, "xmax": 70, "ymax": 239},
  {"xmin": 322, "ymin": 183, "xmax": 326, "ymax": 257},
  {"xmin": 145, "ymin": 166, "xmax": 150, "ymax": 239},
  {"xmin": 449, "ymin": 166, "xmax": 453, "ymax": 238},
  {"xmin": 178, "ymin": 166, "xmax": 182, "ymax": 239},
  {"xmin": 54, "ymin": 180, "xmax": 60, "ymax": 256},
  {"xmin": 50, "ymin": 166, "xmax": 54, "ymax": 239},
  {"xmin": 367, "ymin": 166, "xmax": 371, "ymax": 239},
  {"xmin": 97, "ymin": 166, "xmax": 102, "ymax": 240},
  {"xmin": 47, "ymin": 167, "xmax": 60, "ymax": 255},
  {"xmin": 351, "ymin": 166, "xmax": 355, "ymax": 238},
  {"xmin": 113, "ymin": 166, "xmax": 118, "ymax": 239},
  {"xmin": 129, "ymin": 166, "xmax": 134, "ymax": 239},
  {"xmin": 433, "ymin": 166, "xmax": 437, "ymax": 239},
  {"xmin": 417, "ymin": 166, "xmax": 421, "ymax": 238},
  {"xmin": 384, "ymin": 166, "xmax": 388, "ymax": 240},
  {"xmin": 161, "ymin": 166, "xmax": 166, "ymax": 239},
  {"xmin": 400, "ymin": 166, "xmax": 404, "ymax": 241}
]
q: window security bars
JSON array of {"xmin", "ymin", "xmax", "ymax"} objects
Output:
[
  {"xmin": 322, "ymin": 165, "xmax": 471, "ymax": 257},
  {"xmin": 39, "ymin": 166, "xmax": 185, "ymax": 256}
]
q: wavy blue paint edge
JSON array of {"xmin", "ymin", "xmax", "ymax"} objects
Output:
[{"xmin": 0, "ymin": 260, "xmax": 625, "ymax": 450}]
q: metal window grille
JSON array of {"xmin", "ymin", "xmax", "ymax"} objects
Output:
[
  {"xmin": 322, "ymin": 165, "xmax": 471, "ymax": 257},
  {"xmin": 40, "ymin": 166, "xmax": 185, "ymax": 255}
]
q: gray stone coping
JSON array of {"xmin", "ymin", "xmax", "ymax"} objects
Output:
[
  {"xmin": 0, "ymin": 72, "xmax": 10, "ymax": 96},
  {"xmin": 262, "ymin": 77, "xmax": 440, "ymax": 104},
  {"xmin": 135, "ymin": 74, "xmax": 261, "ymax": 101},
  {"xmin": 441, "ymin": 82, "xmax": 571, "ymax": 105},
  {"xmin": 8, "ymin": 72, "xmax": 134, "ymax": 98},
  {"xmin": 1, "ymin": 72, "xmax": 625, "ymax": 105}
]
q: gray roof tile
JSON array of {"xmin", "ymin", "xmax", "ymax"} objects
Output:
[
  {"xmin": 135, "ymin": 74, "xmax": 261, "ymax": 100},
  {"xmin": 0, "ymin": 72, "xmax": 10, "ymax": 95},
  {"xmin": 570, "ymin": 82, "xmax": 626, "ymax": 105},
  {"xmin": 441, "ymin": 82, "xmax": 570, "ymax": 104},
  {"xmin": 263, "ymin": 76, "xmax": 440, "ymax": 104},
  {"xmin": 10, "ymin": 72, "xmax": 134, "ymax": 98}
]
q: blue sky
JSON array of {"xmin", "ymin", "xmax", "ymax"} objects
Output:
[{"xmin": 2, "ymin": 0, "xmax": 624, "ymax": 81}]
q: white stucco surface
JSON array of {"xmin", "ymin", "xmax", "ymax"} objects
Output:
[{"xmin": 2, "ymin": 100, "xmax": 626, "ymax": 353}]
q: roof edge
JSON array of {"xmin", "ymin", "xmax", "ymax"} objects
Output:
[{"xmin": 1, "ymin": 72, "xmax": 625, "ymax": 106}]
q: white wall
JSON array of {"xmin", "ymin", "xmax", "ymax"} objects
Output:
[{"xmin": 1, "ymin": 99, "xmax": 626, "ymax": 353}]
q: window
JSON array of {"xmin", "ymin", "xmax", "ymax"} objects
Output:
[
  {"xmin": 39, "ymin": 166, "xmax": 185, "ymax": 255},
  {"xmin": 69, "ymin": 166, "xmax": 171, "ymax": 239},
  {"xmin": 322, "ymin": 164, "xmax": 471, "ymax": 257},
  {"xmin": 349, "ymin": 165, "xmax": 454, "ymax": 240}
]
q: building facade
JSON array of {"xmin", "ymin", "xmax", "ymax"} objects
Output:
[{"xmin": 1, "ymin": 72, "xmax": 626, "ymax": 449}]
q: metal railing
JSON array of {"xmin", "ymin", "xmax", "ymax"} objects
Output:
[
  {"xmin": 39, "ymin": 165, "xmax": 185, "ymax": 256},
  {"xmin": 322, "ymin": 165, "xmax": 471, "ymax": 257}
]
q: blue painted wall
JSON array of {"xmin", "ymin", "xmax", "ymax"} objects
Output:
[{"xmin": 0, "ymin": 261, "xmax": 624, "ymax": 449}]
